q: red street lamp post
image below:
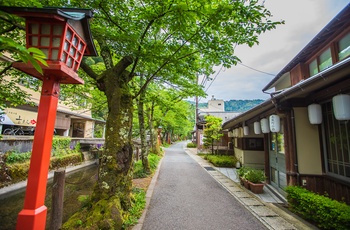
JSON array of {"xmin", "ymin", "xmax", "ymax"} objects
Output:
[{"xmin": 0, "ymin": 7, "xmax": 97, "ymax": 230}]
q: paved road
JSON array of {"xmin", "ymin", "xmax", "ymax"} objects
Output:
[{"xmin": 142, "ymin": 142, "xmax": 267, "ymax": 230}]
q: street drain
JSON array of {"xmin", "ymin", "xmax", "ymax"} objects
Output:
[{"xmin": 204, "ymin": 166, "xmax": 215, "ymax": 171}]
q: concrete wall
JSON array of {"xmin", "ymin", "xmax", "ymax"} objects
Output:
[
  {"xmin": 293, "ymin": 107, "xmax": 322, "ymax": 175},
  {"xmin": 0, "ymin": 137, "xmax": 34, "ymax": 153},
  {"xmin": 233, "ymin": 147, "xmax": 264, "ymax": 169},
  {"xmin": 0, "ymin": 137, "xmax": 104, "ymax": 154}
]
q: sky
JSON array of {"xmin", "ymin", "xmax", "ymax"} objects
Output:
[{"xmin": 196, "ymin": 0, "xmax": 350, "ymax": 103}]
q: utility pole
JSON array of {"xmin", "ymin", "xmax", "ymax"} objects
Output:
[{"xmin": 195, "ymin": 75, "xmax": 199, "ymax": 147}]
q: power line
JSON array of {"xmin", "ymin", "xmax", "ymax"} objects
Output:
[
  {"xmin": 237, "ymin": 62, "xmax": 276, "ymax": 76},
  {"xmin": 205, "ymin": 65, "xmax": 224, "ymax": 93}
]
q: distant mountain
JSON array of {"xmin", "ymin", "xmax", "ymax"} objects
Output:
[
  {"xmin": 188, "ymin": 99, "xmax": 265, "ymax": 112},
  {"xmin": 224, "ymin": 99, "xmax": 265, "ymax": 112}
]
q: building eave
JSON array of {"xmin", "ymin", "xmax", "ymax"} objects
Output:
[{"xmin": 262, "ymin": 3, "xmax": 350, "ymax": 92}]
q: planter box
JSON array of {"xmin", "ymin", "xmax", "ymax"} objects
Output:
[
  {"xmin": 243, "ymin": 178, "xmax": 250, "ymax": 190},
  {"xmin": 248, "ymin": 181, "xmax": 264, "ymax": 194}
]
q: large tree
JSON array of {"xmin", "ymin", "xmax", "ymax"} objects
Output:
[{"xmin": 1, "ymin": 0, "xmax": 282, "ymax": 228}]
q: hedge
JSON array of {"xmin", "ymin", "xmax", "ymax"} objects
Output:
[
  {"xmin": 0, "ymin": 153, "xmax": 83, "ymax": 189},
  {"xmin": 286, "ymin": 186, "xmax": 350, "ymax": 229},
  {"xmin": 203, "ymin": 154, "xmax": 237, "ymax": 167}
]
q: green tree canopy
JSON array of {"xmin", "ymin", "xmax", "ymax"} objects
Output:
[{"xmin": 203, "ymin": 115, "xmax": 223, "ymax": 154}]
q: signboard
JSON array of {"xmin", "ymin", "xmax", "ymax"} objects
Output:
[
  {"xmin": 0, "ymin": 109, "xmax": 14, "ymax": 125},
  {"xmin": 2, "ymin": 108, "xmax": 37, "ymax": 127}
]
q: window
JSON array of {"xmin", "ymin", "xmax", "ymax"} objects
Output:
[
  {"xmin": 309, "ymin": 59, "xmax": 318, "ymax": 76},
  {"xmin": 323, "ymin": 101, "xmax": 350, "ymax": 181},
  {"xmin": 338, "ymin": 32, "xmax": 350, "ymax": 61},
  {"xmin": 319, "ymin": 48, "xmax": 332, "ymax": 71},
  {"xmin": 309, "ymin": 48, "xmax": 333, "ymax": 77}
]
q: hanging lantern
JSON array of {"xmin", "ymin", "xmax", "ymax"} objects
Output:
[
  {"xmin": 254, "ymin": 121, "xmax": 261, "ymax": 134},
  {"xmin": 333, "ymin": 94, "xmax": 350, "ymax": 120},
  {"xmin": 260, "ymin": 118, "xmax": 270, "ymax": 133},
  {"xmin": 269, "ymin": 115, "xmax": 280, "ymax": 133},
  {"xmin": 228, "ymin": 131, "xmax": 233, "ymax": 137},
  {"xmin": 243, "ymin": 125, "xmax": 249, "ymax": 135},
  {"xmin": 308, "ymin": 104, "xmax": 322, "ymax": 124}
]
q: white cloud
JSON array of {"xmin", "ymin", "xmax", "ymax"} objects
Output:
[{"xmin": 200, "ymin": 0, "xmax": 349, "ymax": 102}]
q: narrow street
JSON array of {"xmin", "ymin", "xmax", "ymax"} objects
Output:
[{"xmin": 141, "ymin": 142, "xmax": 267, "ymax": 230}]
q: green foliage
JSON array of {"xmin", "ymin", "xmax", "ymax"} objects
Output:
[
  {"xmin": 51, "ymin": 137, "xmax": 73, "ymax": 157},
  {"xmin": 122, "ymin": 188, "xmax": 146, "ymax": 229},
  {"xmin": 133, "ymin": 153, "xmax": 161, "ymax": 179},
  {"xmin": 0, "ymin": 36, "xmax": 48, "ymax": 74},
  {"xmin": 74, "ymin": 142, "xmax": 81, "ymax": 151},
  {"xmin": 4, "ymin": 151, "xmax": 31, "ymax": 164},
  {"xmin": 203, "ymin": 154, "xmax": 237, "ymax": 167},
  {"xmin": 1, "ymin": 153, "xmax": 83, "ymax": 188},
  {"xmin": 236, "ymin": 165, "xmax": 251, "ymax": 178},
  {"xmin": 77, "ymin": 195, "xmax": 92, "ymax": 209},
  {"xmin": 203, "ymin": 115, "xmax": 223, "ymax": 153},
  {"xmin": 286, "ymin": 186, "xmax": 350, "ymax": 229},
  {"xmin": 186, "ymin": 142, "xmax": 197, "ymax": 148},
  {"xmin": 244, "ymin": 168, "xmax": 266, "ymax": 184}
]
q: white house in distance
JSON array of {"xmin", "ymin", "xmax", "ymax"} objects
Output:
[{"xmin": 195, "ymin": 95, "xmax": 240, "ymax": 150}]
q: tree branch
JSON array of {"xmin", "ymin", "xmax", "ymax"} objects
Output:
[
  {"xmin": 0, "ymin": 63, "xmax": 12, "ymax": 76},
  {"xmin": 98, "ymin": 39, "xmax": 114, "ymax": 70},
  {"xmin": 80, "ymin": 61, "xmax": 99, "ymax": 80},
  {"xmin": 129, "ymin": 10, "xmax": 171, "ymax": 78},
  {"xmin": 98, "ymin": 2, "xmax": 126, "ymax": 33}
]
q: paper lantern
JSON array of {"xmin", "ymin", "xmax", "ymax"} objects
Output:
[
  {"xmin": 260, "ymin": 118, "xmax": 269, "ymax": 133},
  {"xmin": 254, "ymin": 121, "xmax": 261, "ymax": 134},
  {"xmin": 269, "ymin": 115, "xmax": 280, "ymax": 133},
  {"xmin": 333, "ymin": 94, "xmax": 350, "ymax": 120},
  {"xmin": 308, "ymin": 104, "xmax": 322, "ymax": 124},
  {"xmin": 243, "ymin": 126, "xmax": 249, "ymax": 135}
]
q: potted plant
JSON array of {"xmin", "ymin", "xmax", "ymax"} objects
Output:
[
  {"xmin": 236, "ymin": 166, "xmax": 250, "ymax": 187},
  {"xmin": 245, "ymin": 169, "xmax": 266, "ymax": 194}
]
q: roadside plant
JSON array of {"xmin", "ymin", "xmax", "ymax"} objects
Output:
[
  {"xmin": 186, "ymin": 142, "xmax": 197, "ymax": 148},
  {"xmin": 286, "ymin": 186, "xmax": 350, "ymax": 229},
  {"xmin": 244, "ymin": 169, "xmax": 266, "ymax": 184}
]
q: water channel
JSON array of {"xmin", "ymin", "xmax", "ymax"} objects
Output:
[{"xmin": 0, "ymin": 164, "xmax": 98, "ymax": 229}]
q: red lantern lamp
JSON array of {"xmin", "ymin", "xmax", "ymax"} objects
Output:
[
  {"xmin": 1, "ymin": 7, "xmax": 97, "ymax": 83},
  {"xmin": 0, "ymin": 6, "xmax": 97, "ymax": 230}
]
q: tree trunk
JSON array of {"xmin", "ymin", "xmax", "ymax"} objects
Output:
[
  {"xmin": 137, "ymin": 77, "xmax": 150, "ymax": 173},
  {"xmin": 148, "ymin": 101, "xmax": 158, "ymax": 154},
  {"xmin": 63, "ymin": 57, "xmax": 135, "ymax": 230}
]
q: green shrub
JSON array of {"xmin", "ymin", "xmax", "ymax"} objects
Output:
[
  {"xmin": 204, "ymin": 154, "xmax": 237, "ymax": 167},
  {"xmin": 52, "ymin": 137, "xmax": 71, "ymax": 155},
  {"xmin": 286, "ymin": 186, "xmax": 350, "ymax": 229},
  {"xmin": 236, "ymin": 165, "xmax": 251, "ymax": 178},
  {"xmin": 4, "ymin": 151, "xmax": 32, "ymax": 164},
  {"xmin": 244, "ymin": 169, "xmax": 266, "ymax": 183},
  {"xmin": 186, "ymin": 142, "xmax": 197, "ymax": 148},
  {"xmin": 133, "ymin": 153, "xmax": 161, "ymax": 179},
  {"xmin": 122, "ymin": 188, "xmax": 146, "ymax": 229}
]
